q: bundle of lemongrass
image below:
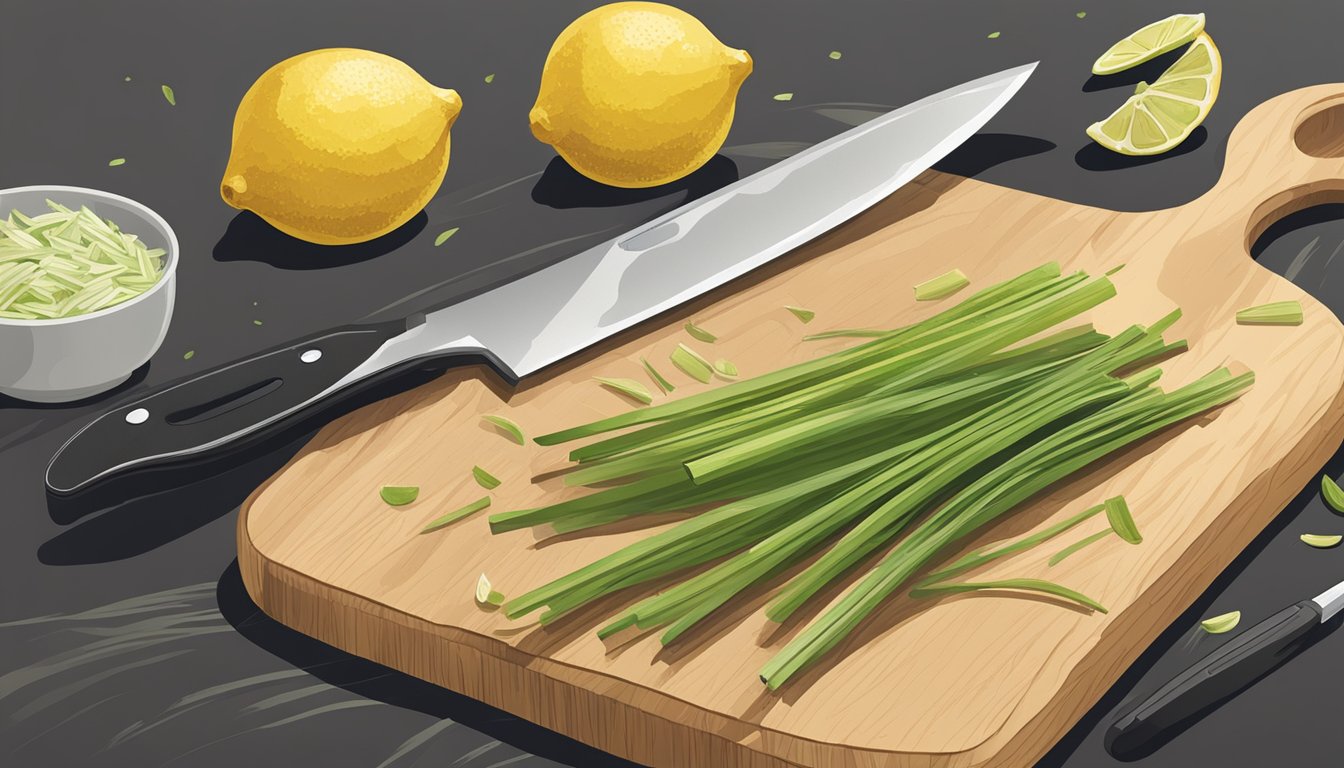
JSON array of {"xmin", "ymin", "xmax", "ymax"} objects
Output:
[{"xmin": 488, "ymin": 263, "xmax": 1253, "ymax": 689}]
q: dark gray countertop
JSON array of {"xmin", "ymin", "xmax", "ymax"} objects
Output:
[{"xmin": 4, "ymin": 1, "xmax": 1344, "ymax": 766}]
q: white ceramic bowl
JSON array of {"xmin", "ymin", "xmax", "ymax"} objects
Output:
[{"xmin": 0, "ymin": 185, "xmax": 178, "ymax": 403}]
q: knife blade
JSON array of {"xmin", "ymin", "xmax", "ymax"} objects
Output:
[
  {"xmin": 46, "ymin": 62, "xmax": 1037, "ymax": 495},
  {"xmin": 1105, "ymin": 577, "xmax": 1344, "ymax": 757}
]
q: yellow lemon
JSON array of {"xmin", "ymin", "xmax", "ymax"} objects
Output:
[
  {"xmin": 530, "ymin": 2, "xmax": 752, "ymax": 188},
  {"xmin": 220, "ymin": 48, "xmax": 461, "ymax": 246}
]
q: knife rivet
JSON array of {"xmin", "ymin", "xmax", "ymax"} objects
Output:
[
  {"xmin": 125, "ymin": 408, "xmax": 149, "ymax": 425},
  {"xmin": 300, "ymin": 349, "xmax": 322, "ymax": 364}
]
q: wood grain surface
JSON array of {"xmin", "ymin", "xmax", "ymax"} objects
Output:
[{"xmin": 239, "ymin": 85, "xmax": 1344, "ymax": 767}]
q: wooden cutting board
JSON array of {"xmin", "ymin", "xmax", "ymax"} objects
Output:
[{"xmin": 239, "ymin": 85, "xmax": 1344, "ymax": 768}]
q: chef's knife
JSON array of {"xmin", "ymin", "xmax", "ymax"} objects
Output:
[
  {"xmin": 46, "ymin": 62, "xmax": 1037, "ymax": 495},
  {"xmin": 1105, "ymin": 577, "xmax": 1344, "ymax": 756}
]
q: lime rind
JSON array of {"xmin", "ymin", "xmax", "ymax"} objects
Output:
[{"xmin": 1091, "ymin": 13, "xmax": 1206, "ymax": 75}]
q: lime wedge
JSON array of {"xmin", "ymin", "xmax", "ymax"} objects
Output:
[
  {"xmin": 1091, "ymin": 13, "xmax": 1205, "ymax": 75},
  {"xmin": 1086, "ymin": 33, "xmax": 1221, "ymax": 156}
]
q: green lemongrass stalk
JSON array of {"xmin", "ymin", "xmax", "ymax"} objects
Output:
[
  {"xmin": 760, "ymin": 368, "xmax": 1252, "ymax": 688},
  {"xmin": 1048, "ymin": 529, "xmax": 1114, "ymax": 566},
  {"xmin": 915, "ymin": 500, "xmax": 1108, "ymax": 586},
  {"xmin": 536, "ymin": 264, "xmax": 1071, "ymax": 445},
  {"xmin": 908, "ymin": 578, "xmax": 1107, "ymax": 613}
]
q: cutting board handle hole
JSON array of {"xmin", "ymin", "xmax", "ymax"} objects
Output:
[{"xmin": 1295, "ymin": 99, "xmax": 1344, "ymax": 158}]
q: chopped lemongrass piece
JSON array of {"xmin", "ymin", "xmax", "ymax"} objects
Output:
[
  {"xmin": 472, "ymin": 465, "xmax": 501, "ymax": 489},
  {"xmin": 161, "ymin": 84, "xmax": 176, "ymax": 105},
  {"xmin": 910, "ymin": 578, "xmax": 1107, "ymax": 613},
  {"xmin": 1323, "ymin": 475, "xmax": 1344, "ymax": 513},
  {"xmin": 1104, "ymin": 496, "xmax": 1142, "ymax": 544},
  {"xmin": 919, "ymin": 502, "xmax": 1106, "ymax": 584},
  {"xmin": 713, "ymin": 359, "xmax": 739, "ymax": 379},
  {"xmin": 785, "ymin": 305, "xmax": 815, "ymax": 323},
  {"xmin": 484, "ymin": 73, "xmax": 495, "ymax": 84},
  {"xmin": 1200, "ymin": 611, "xmax": 1241, "ymax": 634},
  {"xmin": 475, "ymin": 573, "xmax": 506, "ymax": 606},
  {"xmin": 1301, "ymin": 534, "xmax": 1342, "ymax": 549},
  {"xmin": 670, "ymin": 343, "xmax": 713, "ymax": 383},
  {"xmin": 482, "ymin": 415, "xmax": 525, "ymax": 445},
  {"xmin": 434, "ymin": 227, "xmax": 459, "ymax": 246},
  {"xmin": 773, "ymin": 92, "xmax": 794, "ymax": 101},
  {"xmin": 422, "ymin": 496, "xmax": 491, "ymax": 533},
  {"xmin": 595, "ymin": 376, "xmax": 653, "ymax": 405},
  {"xmin": 829, "ymin": 51, "xmax": 842, "ymax": 60},
  {"xmin": 379, "ymin": 485, "xmax": 420, "ymax": 506},
  {"xmin": 183, "ymin": 350, "xmax": 195, "ymax": 360},
  {"xmin": 1077, "ymin": 11, "xmax": 1087, "ymax": 19},
  {"xmin": 641, "ymin": 357, "xmax": 675, "ymax": 393},
  {"xmin": 1049, "ymin": 529, "xmax": 1112, "ymax": 566},
  {"xmin": 1236, "ymin": 300, "xmax": 1303, "ymax": 326},
  {"xmin": 108, "ymin": 158, "xmax": 126, "ymax": 167},
  {"xmin": 684, "ymin": 322, "xmax": 717, "ymax": 343},
  {"xmin": 987, "ymin": 31, "xmax": 1001, "ymax": 39},
  {"xmin": 915, "ymin": 269, "xmax": 970, "ymax": 301}
]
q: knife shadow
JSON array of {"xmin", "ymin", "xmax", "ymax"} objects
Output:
[{"xmin": 214, "ymin": 560, "xmax": 638, "ymax": 767}]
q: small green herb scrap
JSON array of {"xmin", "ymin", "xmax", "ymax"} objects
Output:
[
  {"xmin": 911, "ymin": 578, "xmax": 1107, "ymax": 613},
  {"xmin": 422, "ymin": 496, "xmax": 491, "ymax": 533},
  {"xmin": 482, "ymin": 414, "xmax": 525, "ymax": 445},
  {"xmin": 915, "ymin": 269, "xmax": 970, "ymax": 301},
  {"xmin": 713, "ymin": 359, "xmax": 739, "ymax": 379},
  {"xmin": 476, "ymin": 573, "xmax": 506, "ymax": 606},
  {"xmin": 472, "ymin": 465, "xmax": 501, "ymax": 489},
  {"xmin": 183, "ymin": 350, "xmax": 195, "ymax": 360},
  {"xmin": 595, "ymin": 376, "xmax": 654, "ymax": 405},
  {"xmin": 124, "ymin": 76, "xmax": 132, "ymax": 82},
  {"xmin": 920, "ymin": 502, "xmax": 1107, "ymax": 585},
  {"xmin": 484, "ymin": 73, "xmax": 495, "ymax": 84},
  {"xmin": 670, "ymin": 343, "xmax": 713, "ymax": 383},
  {"xmin": 380, "ymin": 485, "xmax": 420, "ymax": 506},
  {"xmin": 1076, "ymin": 11, "xmax": 1087, "ymax": 19},
  {"xmin": 1236, "ymin": 300, "xmax": 1303, "ymax": 326},
  {"xmin": 785, "ymin": 305, "xmax": 815, "ymax": 323},
  {"xmin": 773, "ymin": 92, "xmax": 794, "ymax": 102},
  {"xmin": 1049, "ymin": 529, "xmax": 1112, "ymax": 566},
  {"xmin": 1200, "ymin": 610, "xmax": 1241, "ymax": 634},
  {"xmin": 684, "ymin": 321, "xmax": 717, "ymax": 343},
  {"xmin": 828, "ymin": 51, "xmax": 842, "ymax": 60},
  {"xmin": 987, "ymin": 31, "xmax": 1001, "ymax": 39},
  {"xmin": 641, "ymin": 357, "xmax": 675, "ymax": 393},
  {"xmin": 1322, "ymin": 475, "xmax": 1344, "ymax": 513},
  {"xmin": 108, "ymin": 158, "xmax": 126, "ymax": 167},
  {"xmin": 252, "ymin": 319, "xmax": 263, "ymax": 326},
  {"xmin": 1301, "ymin": 533, "xmax": 1343, "ymax": 549},
  {"xmin": 161, "ymin": 84, "xmax": 176, "ymax": 106},
  {"xmin": 434, "ymin": 227, "xmax": 460, "ymax": 246},
  {"xmin": 1104, "ymin": 496, "xmax": 1141, "ymax": 544}
]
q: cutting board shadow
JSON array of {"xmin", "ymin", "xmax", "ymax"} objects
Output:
[{"xmin": 239, "ymin": 85, "xmax": 1344, "ymax": 768}]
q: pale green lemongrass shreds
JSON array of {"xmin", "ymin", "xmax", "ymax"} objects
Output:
[
  {"xmin": 1323, "ymin": 475, "xmax": 1344, "ymax": 513},
  {"xmin": 0, "ymin": 201, "xmax": 164, "ymax": 318},
  {"xmin": 1104, "ymin": 496, "xmax": 1142, "ymax": 544},
  {"xmin": 434, "ymin": 227, "xmax": 459, "ymax": 246},
  {"xmin": 641, "ymin": 357, "xmax": 675, "ymax": 393},
  {"xmin": 1301, "ymin": 533, "xmax": 1342, "ymax": 549},
  {"xmin": 422, "ymin": 497, "xmax": 491, "ymax": 533},
  {"xmin": 482, "ymin": 414, "xmax": 525, "ymax": 445},
  {"xmin": 1236, "ymin": 300, "xmax": 1303, "ymax": 326},
  {"xmin": 1200, "ymin": 611, "xmax": 1241, "ymax": 634},
  {"xmin": 714, "ymin": 359, "xmax": 739, "ymax": 379},
  {"xmin": 670, "ymin": 343, "xmax": 714, "ymax": 383},
  {"xmin": 785, "ymin": 305, "xmax": 815, "ymax": 323},
  {"xmin": 472, "ymin": 465, "xmax": 501, "ymax": 489},
  {"xmin": 684, "ymin": 322, "xmax": 717, "ymax": 343},
  {"xmin": 914, "ymin": 269, "xmax": 971, "ymax": 301},
  {"xmin": 595, "ymin": 376, "xmax": 654, "ymax": 405},
  {"xmin": 1048, "ymin": 529, "xmax": 1113, "ymax": 566},
  {"xmin": 918, "ymin": 501, "xmax": 1107, "ymax": 584},
  {"xmin": 910, "ymin": 578, "xmax": 1107, "ymax": 613},
  {"xmin": 161, "ymin": 84, "xmax": 176, "ymax": 105}
]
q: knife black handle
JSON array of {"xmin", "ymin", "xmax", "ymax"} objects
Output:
[
  {"xmin": 45, "ymin": 318, "xmax": 476, "ymax": 495},
  {"xmin": 1105, "ymin": 600, "xmax": 1322, "ymax": 756}
]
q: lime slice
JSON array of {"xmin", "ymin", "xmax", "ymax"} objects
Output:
[
  {"xmin": 1086, "ymin": 34, "xmax": 1221, "ymax": 156},
  {"xmin": 1091, "ymin": 13, "xmax": 1205, "ymax": 75}
]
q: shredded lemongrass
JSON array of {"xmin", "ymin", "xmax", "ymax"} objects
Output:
[
  {"xmin": 641, "ymin": 357, "xmax": 675, "ymax": 393},
  {"xmin": 910, "ymin": 578, "xmax": 1107, "ymax": 613},
  {"xmin": 0, "ymin": 200, "xmax": 165, "ymax": 319},
  {"xmin": 1236, "ymin": 300, "xmax": 1303, "ymax": 326},
  {"xmin": 914, "ymin": 269, "xmax": 970, "ymax": 301},
  {"xmin": 482, "ymin": 415, "xmax": 525, "ymax": 445},
  {"xmin": 472, "ymin": 466, "xmax": 501, "ymax": 489},
  {"xmin": 684, "ymin": 322, "xmax": 717, "ymax": 343},
  {"xmin": 1200, "ymin": 611, "xmax": 1241, "ymax": 634},
  {"xmin": 670, "ymin": 343, "xmax": 713, "ymax": 383},
  {"xmin": 1049, "ymin": 530, "xmax": 1112, "ymax": 566},
  {"xmin": 595, "ymin": 377, "xmax": 653, "ymax": 405},
  {"xmin": 422, "ymin": 497, "xmax": 491, "ymax": 533}
]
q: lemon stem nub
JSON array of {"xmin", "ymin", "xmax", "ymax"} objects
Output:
[{"xmin": 221, "ymin": 175, "xmax": 248, "ymax": 207}]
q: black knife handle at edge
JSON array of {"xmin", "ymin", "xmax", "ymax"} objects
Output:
[
  {"xmin": 1105, "ymin": 600, "xmax": 1322, "ymax": 757},
  {"xmin": 45, "ymin": 318, "xmax": 465, "ymax": 495}
]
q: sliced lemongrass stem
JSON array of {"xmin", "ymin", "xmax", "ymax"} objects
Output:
[
  {"xmin": 482, "ymin": 415, "xmax": 525, "ymax": 445},
  {"xmin": 1200, "ymin": 611, "xmax": 1241, "ymax": 634},
  {"xmin": 641, "ymin": 357, "xmax": 675, "ymax": 393},
  {"xmin": 595, "ymin": 376, "xmax": 653, "ymax": 405},
  {"xmin": 785, "ymin": 305, "xmax": 815, "ymax": 323},
  {"xmin": 917, "ymin": 501, "xmax": 1107, "ymax": 585},
  {"xmin": 472, "ymin": 466, "xmax": 501, "ymax": 490},
  {"xmin": 379, "ymin": 486, "xmax": 419, "ymax": 506},
  {"xmin": 1301, "ymin": 533, "xmax": 1342, "ymax": 549},
  {"xmin": 1048, "ymin": 529, "xmax": 1113, "ymax": 566},
  {"xmin": 421, "ymin": 496, "xmax": 491, "ymax": 533},
  {"xmin": 1104, "ymin": 496, "xmax": 1142, "ymax": 544},
  {"xmin": 909, "ymin": 578, "xmax": 1107, "ymax": 613},
  {"xmin": 670, "ymin": 343, "xmax": 713, "ymax": 383},
  {"xmin": 914, "ymin": 269, "xmax": 970, "ymax": 301},
  {"xmin": 1236, "ymin": 300, "xmax": 1302, "ymax": 326},
  {"xmin": 684, "ymin": 322, "xmax": 717, "ymax": 343},
  {"xmin": 1322, "ymin": 475, "xmax": 1344, "ymax": 513}
]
